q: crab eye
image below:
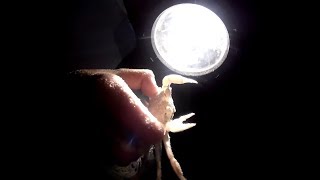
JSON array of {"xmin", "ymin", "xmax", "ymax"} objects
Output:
[{"xmin": 151, "ymin": 3, "xmax": 229, "ymax": 76}]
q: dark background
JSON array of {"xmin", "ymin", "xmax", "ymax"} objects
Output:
[
  {"xmin": 24, "ymin": 0, "xmax": 293, "ymax": 179},
  {"xmin": 8, "ymin": 0, "xmax": 312, "ymax": 179}
]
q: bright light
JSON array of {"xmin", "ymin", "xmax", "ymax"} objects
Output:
[{"xmin": 151, "ymin": 3, "xmax": 230, "ymax": 76}]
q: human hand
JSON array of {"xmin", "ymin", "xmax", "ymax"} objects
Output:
[{"xmin": 65, "ymin": 68, "xmax": 164, "ymax": 170}]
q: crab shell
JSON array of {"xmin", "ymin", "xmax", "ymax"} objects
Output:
[
  {"xmin": 148, "ymin": 86, "xmax": 175, "ymax": 126},
  {"xmin": 147, "ymin": 74, "xmax": 197, "ymax": 131}
]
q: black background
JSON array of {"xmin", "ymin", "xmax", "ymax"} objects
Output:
[{"xmin": 17, "ymin": 0, "xmax": 301, "ymax": 179}]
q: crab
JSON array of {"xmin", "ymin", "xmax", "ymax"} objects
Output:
[{"xmin": 147, "ymin": 74, "xmax": 198, "ymax": 180}]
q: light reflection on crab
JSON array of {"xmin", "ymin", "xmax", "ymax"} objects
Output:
[{"xmin": 147, "ymin": 74, "xmax": 197, "ymax": 180}]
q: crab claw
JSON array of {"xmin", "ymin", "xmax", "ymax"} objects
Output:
[
  {"xmin": 162, "ymin": 74, "xmax": 198, "ymax": 89},
  {"xmin": 166, "ymin": 113, "xmax": 196, "ymax": 133}
]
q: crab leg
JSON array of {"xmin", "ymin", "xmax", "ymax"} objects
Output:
[
  {"xmin": 155, "ymin": 143, "xmax": 162, "ymax": 180},
  {"xmin": 163, "ymin": 133, "xmax": 186, "ymax": 180},
  {"xmin": 162, "ymin": 74, "xmax": 198, "ymax": 89},
  {"xmin": 166, "ymin": 113, "xmax": 196, "ymax": 133}
]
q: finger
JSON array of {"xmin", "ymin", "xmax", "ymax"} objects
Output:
[
  {"xmin": 75, "ymin": 69, "xmax": 160, "ymax": 97},
  {"xmin": 96, "ymin": 73, "xmax": 165, "ymax": 144},
  {"xmin": 112, "ymin": 68, "xmax": 160, "ymax": 98}
]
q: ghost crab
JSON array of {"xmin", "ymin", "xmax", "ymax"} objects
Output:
[{"xmin": 147, "ymin": 74, "xmax": 197, "ymax": 180}]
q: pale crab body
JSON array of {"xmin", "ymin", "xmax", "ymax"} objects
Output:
[{"xmin": 147, "ymin": 74, "xmax": 197, "ymax": 180}]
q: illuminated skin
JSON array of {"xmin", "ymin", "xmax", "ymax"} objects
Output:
[
  {"xmin": 72, "ymin": 69, "xmax": 165, "ymax": 166},
  {"xmin": 148, "ymin": 74, "xmax": 197, "ymax": 180}
]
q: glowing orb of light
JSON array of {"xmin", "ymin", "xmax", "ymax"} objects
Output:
[{"xmin": 151, "ymin": 3, "xmax": 230, "ymax": 76}]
